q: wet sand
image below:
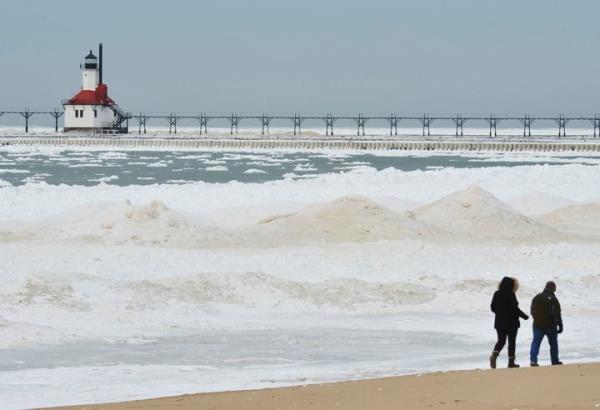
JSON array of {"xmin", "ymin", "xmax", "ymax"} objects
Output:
[{"xmin": 45, "ymin": 362, "xmax": 600, "ymax": 410}]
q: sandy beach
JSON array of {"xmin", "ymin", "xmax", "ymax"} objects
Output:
[{"xmin": 46, "ymin": 362, "xmax": 600, "ymax": 410}]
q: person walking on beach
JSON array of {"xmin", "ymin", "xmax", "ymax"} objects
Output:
[
  {"xmin": 490, "ymin": 277, "xmax": 529, "ymax": 369},
  {"xmin": 530, "ymin": 281, "xmax": 563, "ymax": 366}
]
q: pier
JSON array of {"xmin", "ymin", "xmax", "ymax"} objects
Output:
[
  {"xmin": 3, "ymin": 136, "xmax": 600, "ymax": 153},
  {"xmin": 2, "ymin": 110, "xmax": 600, "ymax": 138}
]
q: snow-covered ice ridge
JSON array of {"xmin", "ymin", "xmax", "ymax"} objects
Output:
[
  {"xmin": 4, "ymin": 135, "xmax": 600, "ymax": 154},
  {"xmin": 1, "ymin": 162, "xmax": 600, "ymax": 409}
]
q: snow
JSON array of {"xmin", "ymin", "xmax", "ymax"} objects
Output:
[
  {"xmin": 507, "ymin": 191, "xmax": 578, "ymax": 215},
  {"xmin": 0, "ymin": 168, "xmax": 30, "ymax": 174},
  {"xmin": 539, "ymin": 202, "xmax": 600, "ymax": 235},
  {"xmin": 1, "ymin": 152, "xmax": 600, "ymax": 409},
  {"xmin": 243, "ymin": 168, "xmax": 268, "ymax": 174},
  {"xmin": 147, "ymin": 161, "xmax": 168, "ymax": 168},
  {"xmin": 1, "ymin": 164, "xmax": 599, "ymax": 222},
  {"xmin": 249, "ymin": 195, "xmax": 439, "ymax": 244},
  {"xmin": 413, "ymin": 186, "xmax": 572, "ymax": 244},
  {"xmin": 98, "ymin": 152, "xmax": 128, "ymax": 160},
  {"xmin": 88, "ymin": 175, "xmax": 119, "ymax": 183},
  {"xmin": 27, "ymin": 199, "xmax": 194, "ymax": 246}
]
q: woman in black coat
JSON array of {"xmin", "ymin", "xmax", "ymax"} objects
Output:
[{"xmin": 490, "ymin": 276, "xmax": 529, "ymax": 368}]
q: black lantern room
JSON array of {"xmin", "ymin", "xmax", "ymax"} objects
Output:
[{"xmin": 84, "ymin": 51, "xmax": 98, "ymax": 69}]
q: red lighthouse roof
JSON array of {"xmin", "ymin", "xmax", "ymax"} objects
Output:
[{"xmin": 65, "ymin": 84, "xmax": 116, "ymax": 106}]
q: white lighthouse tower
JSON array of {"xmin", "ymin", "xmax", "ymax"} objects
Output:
[{"xmin": 63, "ymin": 44, "xmax": 128, "ymax": 133}]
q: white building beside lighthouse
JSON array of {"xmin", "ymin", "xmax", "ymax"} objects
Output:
[{"xmin": 63, "ymin": 44, "xmax": 128, "ymax": 133}]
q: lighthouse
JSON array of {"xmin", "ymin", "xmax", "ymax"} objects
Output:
[{"xmin": 63, "ymin": 44, "xmax": 128, "ymax": 133}]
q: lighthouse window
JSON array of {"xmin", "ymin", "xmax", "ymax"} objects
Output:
[
  {"xmin": 80, "ymin": 109, "xmax": 84, "ymax": 118},
  {"xmin": 75, "ymin": 110, "xmax": 79, "ymax": 118},
  {"xmin": 94, "ymin": 109, "xmax": 97, "ymax": 118}
]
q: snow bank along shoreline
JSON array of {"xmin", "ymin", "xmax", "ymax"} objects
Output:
[{"xmin": 4, "ymin": 136, "xmax": 600, "ymax": 152}]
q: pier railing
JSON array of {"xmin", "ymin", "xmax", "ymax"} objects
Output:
[{"xmin": 2, "ymin": 110, "xmax": 600, "ymax": 138}]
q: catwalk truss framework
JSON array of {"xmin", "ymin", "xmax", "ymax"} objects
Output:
[{"xmin": 2, "ymin": 110, "xmax": 600, "ymax": 138}]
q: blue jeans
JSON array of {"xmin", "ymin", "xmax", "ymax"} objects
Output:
[{"xmin": 530, "ymin": 326, "xmax": 559, "ymax": 364}]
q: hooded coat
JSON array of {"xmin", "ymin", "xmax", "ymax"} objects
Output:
[
  {"xmin": 491, "ymin": 277, "xmax": 529, "ymax": 331},
  {"xmin": 531, "ymin": 289, "xmax": 562, "ymax": 329}
]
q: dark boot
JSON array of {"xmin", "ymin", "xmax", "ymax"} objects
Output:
[
  {"xmin": 508, "ymin": 356, "xmax": 520, "ymax": 368},
  {"xmin": 489, "ymin": 351, "xmax": 499, "ymax": 369}
]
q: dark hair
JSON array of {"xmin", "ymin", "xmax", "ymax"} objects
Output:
[
  {"xmin": 498, "ymin": 276, "xmax": 514, "ymax": 292},
  {"xmin": 545, "ymin": 281, "xmax": 557, "ymax": 292}
]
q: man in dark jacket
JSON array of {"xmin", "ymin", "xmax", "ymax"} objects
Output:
[{"xmin": 529, "ymin": 281, "xmax": 563, "ymax": 366}]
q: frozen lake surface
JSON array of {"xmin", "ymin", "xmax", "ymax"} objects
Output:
[{"xmin": 2, "ymin": 147, "xmax": 600, "ymax": 186}]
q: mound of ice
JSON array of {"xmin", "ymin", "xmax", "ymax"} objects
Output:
[
  {"xmin": 200, "ymin": 201, "xmax": 307, "ymax": 226},
  {"xmin": 11, "ymin": 277, "xmax": 91, "ymax": 311},
  {"xmin": 41, "ymin": 200, "xmax": 192, "ymax": 246},
  {"xmin": 0, "ymin": 317, "xmax": 65, "ymax": 349},
  {"xmin": 538, "ymin": 202, "xmax": 600, "ymax": 235},
  {"xmin": 119, "ymin": 272, "xmax": 435, "ymax": 312},
  {"xmin": 507, "ymin": 191, "xmax": 577, "ymax": 216},
  {"xmin": 243, "ymin": 168, "xmax": 267, "ymax": 174},
  {"xmin": 0, "ymin": 230, "xmax": 33, "ymax": 243},
  {"xmin": 248, "ymin": 195, "xmax": 438, "ymax": 245},
  {"xmin": 414, "ymin": 186, "xmax": 569, "ymax": 243},
  {"xmin": 371, "ymin": 195, "xmax": 421, "ymax": 212}
]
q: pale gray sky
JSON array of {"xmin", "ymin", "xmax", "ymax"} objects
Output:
[{"xmin": 1, "ymin": 0, "xmax": 599, "ymax": 115}]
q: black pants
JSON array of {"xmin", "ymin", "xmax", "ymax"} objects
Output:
[{"xmin": 494, "ymin": 328, "xmax": 518, "ymax": 357}]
